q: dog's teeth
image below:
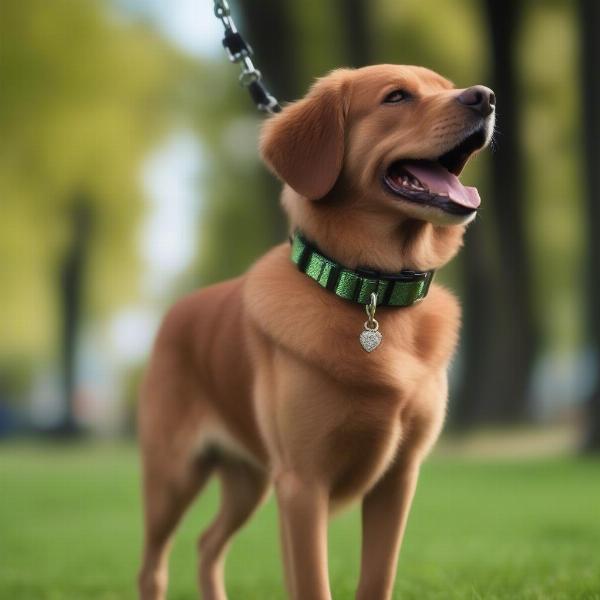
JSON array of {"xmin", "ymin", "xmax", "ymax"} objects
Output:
[{"xmin": 409, "ymin": 176, "xmax": 425, "ymax": 190}]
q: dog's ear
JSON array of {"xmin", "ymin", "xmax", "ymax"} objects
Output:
[{"xmin": 260, "ymin": 73, "xmax": 349, "ymax": 200}]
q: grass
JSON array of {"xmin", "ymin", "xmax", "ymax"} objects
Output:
[{"xmin": 1, "ymin": 442, "xmax": 599, "ymax": 599}]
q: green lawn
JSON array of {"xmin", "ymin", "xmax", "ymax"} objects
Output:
[{"xmin": 1, "ymin": 442, "xmax": 599, "ymax": 599}]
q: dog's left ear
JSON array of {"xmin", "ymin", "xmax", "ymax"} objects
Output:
[{"xmin": 260, "ymin": 72, "xmax": 349, "ymax": 200}]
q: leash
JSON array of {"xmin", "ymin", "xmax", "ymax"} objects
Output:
[{"xmin": 213, "ymin": 0, "xmax": 281, "ymax": 114}]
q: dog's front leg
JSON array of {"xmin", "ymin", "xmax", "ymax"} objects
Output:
[
  {"xmin": 355, "ymin": 458, "xmax": 420, "ymax": 600},
  {"xmin": 275, "ymin": 472, "xmax": 332, "ymax": 600}
]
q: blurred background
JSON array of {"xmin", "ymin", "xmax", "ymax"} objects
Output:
[
  {"xmin": 1, "ymin": 0, "xmax": 599, "ymax": 448},
  {"xmin": 1, "ymin": 1, "xmax": 599, "ymax": 598}
]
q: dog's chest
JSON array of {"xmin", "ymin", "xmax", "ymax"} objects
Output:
[
  {"xmin": 326, "ymin": 398, "xmax": 404, "ymax": 502},
  {"xmin": 246, "ymin": 247, "xmax": 459, "ymax": 494},
  {"xmin": 245, "ymin": 246, "xmax": 460, "ymax": 387}
]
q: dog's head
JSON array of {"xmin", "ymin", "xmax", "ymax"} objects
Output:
[{"xmin": 260, "ymin": 65, "xmax": 495, "ymax": 270}]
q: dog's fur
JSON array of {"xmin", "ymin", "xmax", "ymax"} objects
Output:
[{"xmin": 138, "ymin": 64, "xmax": 495, "ymax": 600}]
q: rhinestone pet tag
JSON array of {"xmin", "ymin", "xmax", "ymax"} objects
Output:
[
  {"xmin": 359, "ymin": 322, "xmax": 382, "ymax": 352},
  {"xmin": 359, "ymin": 292, "xmax": 382, "ymax": 352}
]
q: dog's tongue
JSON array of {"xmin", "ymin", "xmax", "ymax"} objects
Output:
[{"xmin": 404, "ymin": 161, "xmax": 481, "ymax": 209}]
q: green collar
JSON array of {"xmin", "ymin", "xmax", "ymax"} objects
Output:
[{"xmin": 290, "ymin": 232, "xmax": 434, "ymax": 307}]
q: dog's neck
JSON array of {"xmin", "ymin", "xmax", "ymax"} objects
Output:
[{"xmin": 281, "ymin": 186, "xmax": 466, "ymax": 273}]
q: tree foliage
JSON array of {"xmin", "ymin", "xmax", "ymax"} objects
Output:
[{"xmin": 0, "ymin": 0, "xmax": 184, "ymax": 365}]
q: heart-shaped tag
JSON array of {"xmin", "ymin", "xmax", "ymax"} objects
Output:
[{"xmin": 359, "ymin": 329, "xmax": 382, "ymax": 352}]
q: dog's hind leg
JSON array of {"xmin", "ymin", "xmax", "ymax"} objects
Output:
[
  {"xmin": 198, "ymin": 457, "xmax": 269, "ymax": 600},
  {"xmin": 138, "ymin": 444, "xmax": 215, "ymax": 600}
]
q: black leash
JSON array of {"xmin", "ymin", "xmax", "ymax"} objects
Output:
[{"xmin": 213, "ymin": 0, "xmax": 281, "ymax": 114}]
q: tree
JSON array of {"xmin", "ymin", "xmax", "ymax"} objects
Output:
[
  {"xmin": 486, "ymin": 0, "xmax": 541, "ymax": 423},
  {"xmin": 192, "ymin": 0, "xmax": 303, "ymax": 285},
  {"xmin": 58, "ymin": 195, "xmax": 93, "ymax": 434},
  {"xmin": 237, "ymin": 0, "xmax": 302, "ymax": 242},
  {"xmin": 336, "ymin": 0, "xmax": 373, "ymax": 67},
  {"xmin": 579, "ymin": 0, "xmax": 600, "ymax": 451},
  {"xmin": 453, "ymin": 222, "xmax": 502, "ymax": 427},
  {"xmin": 458, "ymin": 0, "xmax": 540, "ymax": 425},
  {"xmin": 0, "ymin": 0, "xmax": 184, "ymax": 429}
]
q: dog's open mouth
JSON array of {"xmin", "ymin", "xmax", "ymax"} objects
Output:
[{"xmin": 384, "ymin": 128, "xmax": 487, "ymax": 216}]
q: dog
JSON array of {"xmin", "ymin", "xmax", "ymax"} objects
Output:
[{"xmin": 138, "ymin": 64, "xmax": 495, "ymax": 600}]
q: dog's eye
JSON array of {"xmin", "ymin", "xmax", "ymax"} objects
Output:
[{"xmin": 383, "ymin": 89, "xmax": 409, "ymax": 104}]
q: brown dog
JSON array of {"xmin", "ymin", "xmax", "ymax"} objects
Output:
[{"xmin": 138, "ymin": 64, "xmax": 495, "ymax": 600}]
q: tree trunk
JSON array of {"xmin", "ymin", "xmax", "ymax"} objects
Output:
[
  {"xmin": 236, "ymin": 0, "xmax": 300, "ymax": 244},
  {"xmin": 579, "ymin": 0, "xmax": 600, "ymax": 452},
  {"xmin": 336, "ymin": 0, "xmax": 373, "ymax": 67},
  {"xmin": 235, "ymin": 0, "xmax": 299, "ymax": 102},
  {"xmin": 476, "ymin": 0, "xmax": 539, "ymax": 423},
  {"xmin": 452, "ymin": 222, "xmax": 503, "ymax": 427},
  {"xmin": 57, "ymin": 193, "xmax": 92, "ymax": 435},
  {"xmin": 453, "ymin": 1, "xmax": 538, "ymax": 427}
]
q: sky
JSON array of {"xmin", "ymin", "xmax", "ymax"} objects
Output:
[
  {"xmin": 149, "ymin": 0, "xmax": 223, "ymax": 57},
  {"xmin": 118, "ymin": 0, "xmax": 223, "ymax": 58}
]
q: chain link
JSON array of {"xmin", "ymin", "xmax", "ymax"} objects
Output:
[{"xmin": 213, "ymin": 0, "xmax": 281, "ymax": 114}]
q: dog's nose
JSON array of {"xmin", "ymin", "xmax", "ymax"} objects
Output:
[{"xmin": 457, "ymin": 85, "xmax": 496, "ymax": 117}]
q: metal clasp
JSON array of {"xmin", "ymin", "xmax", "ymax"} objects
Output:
[{"xmin": 365, "ymin": 292, "xmax": 379, "ymax": 330}]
